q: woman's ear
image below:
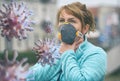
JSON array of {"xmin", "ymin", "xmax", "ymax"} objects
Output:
[{"xmin": 82, "ymin": 24, "xmax": 89, "ymax": 34}]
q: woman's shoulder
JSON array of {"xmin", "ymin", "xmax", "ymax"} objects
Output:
[{"xmin": 83, "ymin": 41, "xmax": 107, "ymax": 57}]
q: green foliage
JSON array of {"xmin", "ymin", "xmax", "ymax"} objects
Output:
[
  {"xmin": 105, "ymin": 73, "xmax": 120, "ymax": 81},
  {"xmin": 17, "ymin": 51, "xmax": 37, "ymax": 64},
  {"xmin": 0, "ymin": 50, "xmax": 37, "ymax": 64}
]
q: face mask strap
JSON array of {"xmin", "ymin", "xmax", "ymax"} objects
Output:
[{"xmin": 76, "ymin": 31, "xmax": 84, "ymax": 39}]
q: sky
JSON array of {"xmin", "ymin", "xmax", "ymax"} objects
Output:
[{"xmin": 57, "ymin": 0, "xmax": 119, "ymax": 7}]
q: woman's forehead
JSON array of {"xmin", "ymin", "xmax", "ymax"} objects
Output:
[
  {"xmin": 60, "ymin": 9, "xmax": 73, "ymax": 15},
  {"xmin": 59, "ymin": 10, "xmax": 74, "ymax": 18}
]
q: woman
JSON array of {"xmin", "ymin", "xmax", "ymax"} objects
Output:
[{"xmin": 26, "ymin": 2, "xmax": 107, "ymax": 81}]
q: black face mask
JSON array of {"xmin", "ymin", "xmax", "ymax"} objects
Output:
[{"xmin": 59, "ymin": 24, "xmax": 77, "ymax": 44}]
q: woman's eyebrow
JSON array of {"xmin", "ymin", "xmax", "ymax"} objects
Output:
[
  {"xmin": 68, "ymin": 18, "xmax": 76, "ymax": 20},
  {"xmin": 59, "ymin": 18, "xmax": 76, "ymax": 21},
  {"xmin": 59, "ymin": 18, "xmax": 64, "ymax": 19}
]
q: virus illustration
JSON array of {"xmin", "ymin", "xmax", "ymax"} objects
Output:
[
  {"xmin": 0, "ymin": 0, "xmax": 34, "ymax": 41},
  {"xmin": 0, "ymin": 50, "xmax": 29, "ymax": 81},
  {"xmin": 41, "ymin": 20, "xmax": 54, "ymax": 34},
  {"xmin": 33, "ymin": 38, "xmax": 60, "ymax": 66}
]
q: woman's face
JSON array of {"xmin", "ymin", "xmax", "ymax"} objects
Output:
[{"xmin": 58, "ymin": 10, "xmax": 82, "ymax": 31}]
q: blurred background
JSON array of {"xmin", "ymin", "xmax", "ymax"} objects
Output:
[{"xmin": 0, "ymin": 0, "xmax": 120, "ymax": 81}]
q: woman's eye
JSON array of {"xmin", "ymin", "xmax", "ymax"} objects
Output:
[
  {"xmin": 68, "ymin": 20, "xmax": 76, "ymax": 23},
  {"xmin": 59, "ymin": 19, "xmax": 64, "ymax": 23}
]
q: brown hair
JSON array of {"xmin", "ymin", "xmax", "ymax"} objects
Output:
[{"xmin": 56, "ymin": 2, "xmax": 95, "ymax": 32}]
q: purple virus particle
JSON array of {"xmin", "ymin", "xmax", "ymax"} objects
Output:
[
  {"xmin": 33, "ymin": 38, "xmax": 60, "ymax": 66},
  {"xmin": 0, "ymin": 1, "xmax": 34, "ymax": 41},
  {"xmin": 41, "ymin": 20, "xmax": 53, "ymax": 34},
  {"xmin": 0, "ymin": 49, "xmax": 29, "ymax": 81}
]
